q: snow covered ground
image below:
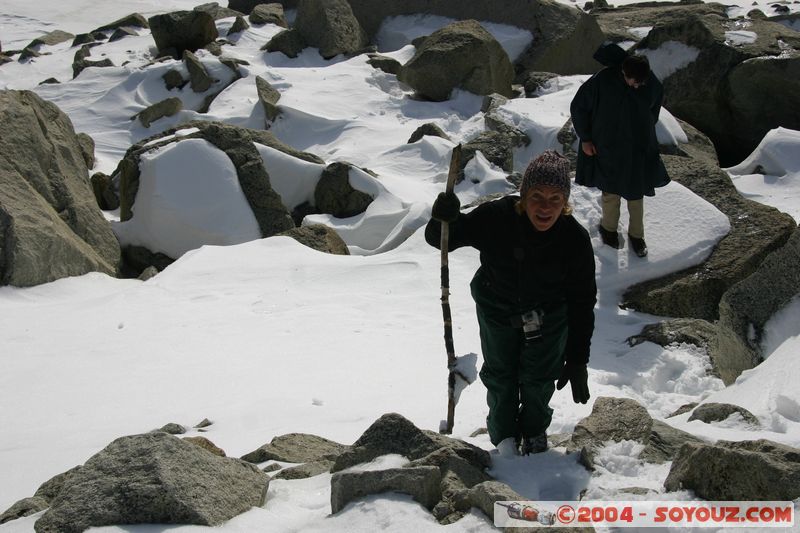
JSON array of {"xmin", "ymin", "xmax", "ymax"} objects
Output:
[{"xmin": 1, "ymin": 1, "xmax": 799, "ymax": 532}]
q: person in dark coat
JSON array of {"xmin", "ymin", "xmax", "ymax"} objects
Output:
[
  {"xmin": 570, "ymin": 43, "xmax": 670, "ymax": 257},
  {"xmin": 426, "ymin": 150, "xmax": 597, "ymax": 456}
]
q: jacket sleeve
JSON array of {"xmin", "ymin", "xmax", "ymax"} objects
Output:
[
  {"xmin": 649, "ymin": 73, "xmax": 664, "ymax": 123},
  {"xmin": 570, "ymin": 76, "xmax": 597, "ymax": 142},
  {"xmin": 563, "ymin": 227, "xmax": 597, "ymax": 365},
  {"xmin": 424, "ymin": 200, "xmax": 497, "ymax": 252}
]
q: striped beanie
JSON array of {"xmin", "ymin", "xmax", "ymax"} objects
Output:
[{"xmin": 520, "ymin": 150, "xmax": 571, "ymax": 199}]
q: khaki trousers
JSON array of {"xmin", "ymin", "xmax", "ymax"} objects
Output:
[{"xmin": 601, "ymin": 192, "xmax": 644, "ymax": 239}]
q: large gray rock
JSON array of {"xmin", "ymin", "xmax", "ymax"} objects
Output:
[
  {"xmin": 262, "ymin": 28, "xmax": 307, "ymax": 58},
  {"xmin": 26, "ymin": 30, "xmax": 75, "ymax": 50},
  {"xmin": 593, "ymin": 3, "xmax": 727, "ymax": 45},
  {"xmin": 294, "ymin": 0, "xmax": 368, "ymax": 59},
  {"xmin": 314, "ymin": 162, "xmax": 375, "ymax": 219},
  {"xmin": 228, "ymin": 0, "xmax": 288, "ymax": 14},
  {"xmin": 33, "ymin": 433, "xmax": 269, "ymax": 533},
  {"xmin": 273, "ymin": 459, "xmax": 335, "ymax": 480},
  {"xmin": 134, "ymin": 97, "xmax": 183, "ymax": 127},
  {"xmin": 255, "ymin": 75, "xmax": 281, "ymax": 122},
  {"xmin": 398, "ymin": 20, "xmax": 513, "ymax": 101},
  {"xmin": 408, "ymin": 123, "xmax": 450, "ymax": 144},
  {"xmin": 279, "ymin": 224, "xmax": 350, "ymax": 255},
  {"xmin": 0, "ymin": 497, "xmax": 49, "ymax": 525},
  {"xmin": 241, "ymin": 432, "xmax": 349, "ymax": 463},
  {"xmin": 567, "ymin": 397, "xmax": 653, "ymax": 467},
  {"xmin": 194, "ymin": 3, "xmax": 244, "ymax": 21},
  {"xmin": 92, "ymin": 13, "xmax": 150, "ymax": 33},
  {"xmin": 621, "ymin": 122, "xmax": 796, "ymax": 321},
  {"xmin": 345, "ymin": 0, "xmax": 604, "ymax": 75},
  {"xmin": 116, "ymin": 121, "xmax": 317, "ymax": 266},
  {"xmin": 0, "ymin": 90, "xmax": 120, "ymax": 286},
  {"xmin": 640, "ymin": 420, "xmax": 706, "ymax": 464},
  {"xmin": 148, "ymin": 10, "xmax": 219, "ymax": 57},
  {"xmin": 664, "ymin": 439, "xmax": 800, "ymax": 500},
  {"xmin": 330, "ymin": 466, "xmax": 442, "ymax": 514},
  {"xmin": 715, "ymin": 226, "xmax": 800, "ymax": 384},
  {"xmin": 331, "ymin": 413, "xmax": 490, "ymax": 473},
  {"xmin": 183, "ymin": 50, "xmax": 215, "ymax": 92},
  {"xmin": 688, "ymin": 402, "xmax": 760, "ymax": 426},
  {"xmin": 250, "ymin": 3, "xmax": 287, "ymax": 26},
  {"xmin": 638, "ymin": 13, "xmax": 800, "ymax": 166}
]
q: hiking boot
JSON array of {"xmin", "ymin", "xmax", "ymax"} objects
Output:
[
  {"xmin": 630, "ymin": 236, "xmax": 648, "ymax": 257},
  {"xmin": 598, "ymin": 224, "xmax": 620, "ymax": 249},
  {"xmin": 520, "ymin": 433, "xmax": 548, "ymax": 455}
]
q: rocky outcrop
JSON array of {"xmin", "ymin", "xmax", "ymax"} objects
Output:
[
  {"xmin": 293, "ymin": 0, "xmax": 368, "ymax": 59},
  {"xmin": 664, "ymin": 439, "xmax": 800, "ymax": 500},
  {"xmin": 567, "ymin": 397, "xmax": 705, "ymax": 468},
  {"xmin": 134, "ymin": 97, "xmax": 183, "ymax": 127},
  {"xmin": 33, "ymin": 433, "xmax": 269, "ymax": 533},
  {"xmin": 715, "ymin": 226, "xmax": 800, "ymax": 384},
  {"xmin": 637, "ymin": 12, "xmax": 800, "ymax": 166},
  {"xmin": 621, "ymin": 122, "xmax": 796, "ymax": 321},
  {"xmin": 0, "ymin": 90, "xmax": 120, "ymax": 287},
  {"xmin": 314, "ymin": 162, "xmax": 375, "ymax": 219},
  {"xmin": 250, "ymin": 3, "xmax": 288, "ymax": 27},
  {"xmin": 279, "ymin": 224, "xmax": 350, "ymax": 255},
  {"xmin": 346, "ymin": 0, "xmax": 605, "ymax": 75},
  {"xmin": 148, "ymin": 10, "xmax": 219, "ymax": 58},
  {"xmin": 687, "ymin": 402, "xmax": 760, "ymax": 426},
  {"xmin": 398, "ymin": 20, "xmax": 513, "ymax": 101},
  {"xmin": 331, "ymin": 467, "xmax": 442, "ymax": 513},
  {"xmin": 592, "ymin": 3, "xmax": 727, "ymax": 45},
  {"xmin": 241, "ymin": 432, "xmax": 349, "ymax": 463}
]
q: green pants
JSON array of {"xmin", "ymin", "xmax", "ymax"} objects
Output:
[{"xmin": 472, "ymin": 276, "xmax": 568, "ymax": 446}]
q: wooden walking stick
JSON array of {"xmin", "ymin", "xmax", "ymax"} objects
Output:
[{"xmin": 439, "ymin": 144, "xmax": 462, "ymax": 435}]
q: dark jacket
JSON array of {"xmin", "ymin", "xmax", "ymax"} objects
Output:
[
  {"xmin": 570, "ymin": 44, "xmax": 670, "ymax": 200},
  {"xmin": 425, "ymin": 195, "xmax": 597, "ymax": 365}
]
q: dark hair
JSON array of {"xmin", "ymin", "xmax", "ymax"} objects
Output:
[{"xmin": 622, "ymin": 55, "xmax": 650, "ymax": 83}]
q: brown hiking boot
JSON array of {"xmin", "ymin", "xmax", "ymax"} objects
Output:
[
  {"xmin": 630, "ymin": 236, "xmax": 648, "ymax": 257},
  {"xmin": 598, "ymin": 224, "xmax": 620, "ymax": 249}
]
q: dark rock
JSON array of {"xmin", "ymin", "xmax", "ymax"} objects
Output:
[
  {"xmin": 345, "ymin": 0, "xmax": 605, "ymax": 75},
  {"xmin": 640, "ymin": 419, "xmax": 707, "ymax": 463},
  {"xmin": 194, "ymin": 2, "xmax": 244, "ymax": 20},
  {"xmin": 250, "ymin": 3, "xmax": 288, "ymax": 26},
  {"xmin": 626, "ymin": 318, "xmax": 718, "ymax": 352},
  {"xmin": 228, "ymin": 15, "xmax": 251, "ymax": 35},
  {"xmin": 0, "ymin": 497, "xmax": 49, "ymax": 525},
  {"xmin": 255, "ymin": 75, "xmax": 281, "ymax": 122},
  {"xmin": 279, "ymin": 224, "xmax": 350, "ymax": 255},
  {"xmin": 408, "ymin": 123, "xmax": 450, "ymax": 144},
  {"xmin": 76, "ymin": 132, "xmax": 95, "ymax": 169},
  {"xmin": 184, "ymin": 50, "xmax": 215, "ymax": 92},
  {"xmin": 241, "ymin": 433, "xmax": 349, "ymax": 463},
  {"xmin": 90, "ymin": 172, "xmax": 120, "ymax": 210},
  {"xmin": 520, "ymin": 71, "xmax": 560, "ymax": 96},
  {"xmin": 228, "ymin": 0, "xmax": 279, "ymax": 14},
  {"xmin": 134, "ymin": 97, "xmax": 184, "ymax": 127},
  {"xmin": 461, "ymin": 129, "xmax": 519, "ymax": 175},
  {"xmin": 273, "ymin": 459, "xmax": 335, "ymax": 480},
  {"xmin": 398, "ymin": 20, "xmax": 513, "ymax": 102},
  {"xmin": 109, "ymin": 28, "xmax": 138, "ymax": 42},
  {"xmin": 148, "ymin": 10, "xmax": 219, "ymax": 57},
  {"xmin": 158, "ymin": 423, "xmax": 187, "ymax": 435},
  {"xmin": 621, "ymin": 122, "xmax": 796, "ymax": 321},
  {"xmin": 121, "ymin": 246, "xmax": 175, "ymax": 277},
  {"xmin": 294, "ymin": 0, "xmax": 368, "ymax": 59},
  {"xmin": 748, "ymin": 8, "xmax": 769, "ymax": 18},
  {"xmin": 667, "ymin": 402, "xmax": 698, "ymax": 417},
  {"xmin": 366, "ymin": 53, "xmax": 402, "ymax": 75},
  {"xmin": 33, "ymin": 466, "xmax": 83, "ymax": 503},
  {"xmin": 330, "ymin": 466, "xmax": 442, "ymax": 514},
  {"xmin": 664, "ymin": 439, "xmax": 800, "ymax": 500},
  {"xmin": 26, "ymin": 30, "xmax": 75, "ymax": 49},
  {"xmin": 183, "ymin": 436, "xmax": 227, "ymax": 456},
  {"xmin": 33, "ymin": 433, "xmax": 269, "ymax": 532},
  {"xmin": 137, "ymin": 266, "xmax": 159, "ymax": 281},
  {"xmin": 262, "ymin": 28, "xmax": 307, "ymax": 58},
  {"xmin": 314, "ymin": 162, "xmax": 375, "ymax": 219},
  {"xmin": 688, "ymin": 402, "xmax": 760, "ymax": 426},
  {"xmin": 567, "ymin": 397, "xmax": 653, "ymax": 468},
  {"xmin": 194, "ymin": 418, "xmax": 213, "ymax": 428},
  {"xmin": 38, "ymin": 77, "xmax": 61, "ymax": 85},
  {"xmin": 0, "ymin": 90, "xmax": 120, "ymax": 286},
  {"xmin": 716, "ymin": 226, "xmax": 800, "ymax": 384},
  {"xmin": 262, "ymin": 463, "xmax": 282, "ymax": 473},
  {"xmin": 163, "ymin": 69, "xmax": 187, "ymax": 90},
  {"xmin": 92, "ymin": 13, "xmax": 149, "ymax": 33}
]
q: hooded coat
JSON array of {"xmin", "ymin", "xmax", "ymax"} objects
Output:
[{"xmin": 570, "ymin": 43, "xmax": 670, "ymax": 200}]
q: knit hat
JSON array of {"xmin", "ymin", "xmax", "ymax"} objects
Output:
[{"xmin": 520, "ymin": 150, "xmax": 571, "ymax": 199}]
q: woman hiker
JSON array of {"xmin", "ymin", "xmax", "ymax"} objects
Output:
[
  {"xmin": 570, "ymin": 43, "xmax": 670, "ymax": 258},
  {"xmin": 425, "ymin": 150, "xmax": 597, "ymax": 456}
]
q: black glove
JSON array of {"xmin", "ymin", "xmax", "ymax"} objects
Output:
[
  {"xmin": 556, "ymin": 362, "xmax": 590, "ymax": 404},
  {"xmin": 431, "ymin": 192, "xmax": 460, "ymax": 223}
]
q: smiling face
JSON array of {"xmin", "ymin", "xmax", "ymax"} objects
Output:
[{"xmin": 523, "ymin": 184, "xmax": 566, "ymax": 232}]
